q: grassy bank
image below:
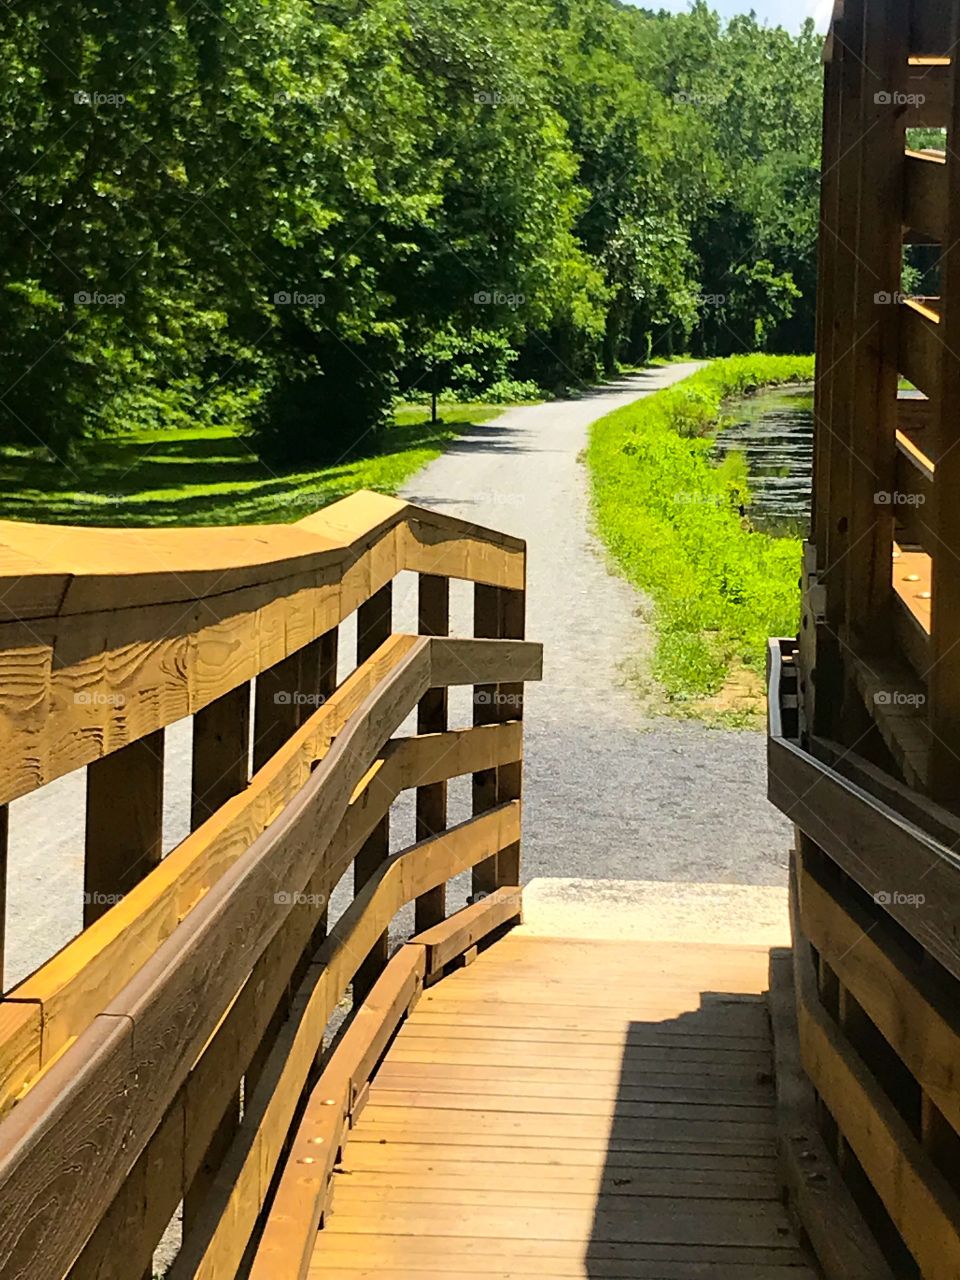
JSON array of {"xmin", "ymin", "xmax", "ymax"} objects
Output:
[
  {"xmin": 0, "ymin": 402, "xmax": 506, "ymax": 527},
  {"xmin": 587, "ymin": 354, "xmax": 815, "ymax": 712}
]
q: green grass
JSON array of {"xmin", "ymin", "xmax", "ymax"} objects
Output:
[
  {"xmin": 0, "ymin": 402, "xmax": 505, "ymax": 527},
  {"xmin": 587, "ymin": 354, "xmax": 815, "ymax": 705}
]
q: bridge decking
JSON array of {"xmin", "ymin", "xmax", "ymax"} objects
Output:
[{"xmin": 311, "ymin": 934, "xmax": 817, "ymax": 1278}]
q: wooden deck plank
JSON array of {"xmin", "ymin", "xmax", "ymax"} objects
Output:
[
  {"xmin": 332, "ymin": 1165, "xmax": 780, "ymax": 1200},
  {"xmin": 309, "ymin": 1236, "xmax": 819, "ymax": 1277},
  {"xmin": 336, "ymin": 1144, "xmax": 779, "ymax": 1175},
  {"xmin": 310, "ymin": 936, "xmax": 812, "ymax": 1278}
]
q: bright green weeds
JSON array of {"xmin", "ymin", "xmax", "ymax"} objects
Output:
[{"xmin": 587, "ymin": 355, "xmax": 815, "ymax": 703}]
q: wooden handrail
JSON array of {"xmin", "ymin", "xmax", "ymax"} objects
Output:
[
  {"xmin": 0, "ymin": 490, "xmax": 526, "ymax": 806},
  {"xmin": 0, "ymin": 631, "xmax": 541, "ymax": 1279},
  {"xmin": 248, "ymin": 887, "xmax": 523, "ymax": 1280},
  {"xmin": 767, "ymin": 639, "xmax": 960, "ymax": 983}
]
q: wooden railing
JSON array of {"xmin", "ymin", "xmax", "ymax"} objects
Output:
[
  {"xmin": 0, "ymin": 491, "xmax": 541, "ymax": 1279},
  {"xmin": 770, "ymin": 637, "xmax": 960, "ymax": 1278},
  {"xmin": 808, "ymin": 0, "xmax": 959, "ymax": 797},
  {"xmin": 771, "ymin": 3, "xmax": 960, "ymax": 1273}
]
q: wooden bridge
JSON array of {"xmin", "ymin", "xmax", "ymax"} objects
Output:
[{"xmin": 1, "ymin": 0, "xmax": 960, "ymax": 1276}]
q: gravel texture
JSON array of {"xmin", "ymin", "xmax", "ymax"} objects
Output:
[{"xmin": 401, "ymin": 367, "xmax": 792, "ymax": 889}]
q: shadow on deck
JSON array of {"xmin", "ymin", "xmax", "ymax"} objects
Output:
[{"xmin": 311, "ymin": 933, "xmax": 818, "ymax": 1278}]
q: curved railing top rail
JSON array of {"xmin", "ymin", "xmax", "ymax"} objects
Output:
[
  {"xmin": 0, "ymin": 490, "xmax": 525, "ymax": 621},
  {"xmin": 0, "ymin": 491, "xmax": 527, "ymax": 806}
]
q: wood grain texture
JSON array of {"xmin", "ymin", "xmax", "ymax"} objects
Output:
[
  {"xmin": 767, "ymin": 936, "xmax": 895, "ymax": 1280},
  {"xmin": 168, "ymin": 807, "xmax": 519, "ymax": 1280},
  {"xmin": 799, "ymin": 855, "xmax": 960, "ymax": 1137},
  {"xmin": 796, "ymin": 909, "xmax": 960, "ymax": 1280},
  {"xmin": 414, "ymin": 885, "xmax": 523, "ymax": 977},
  {"xmin": 84, "ymin": 730, "xmax": 164, "ymax": 927},
  {"xmin": 311, "ymin": 934, "xmax": 816, "ymax": 1279},
  {"xmin": 0, "ymin": 492, "xmax": 526, "ymax": 806},
  {"xmin": 768, "ymin": 705, "xmax": 960, "ymax": 985},
  {"xmin": 249, "ymin": 948, "xmax": 426, "ymax": 1280},
  {"xmin": 1, "ymin": 635, "xmax": 419, "ymax": 1084},
  {"xmin": 0, "ymin": 636, "xmax": 538, "ymax": 1279}
]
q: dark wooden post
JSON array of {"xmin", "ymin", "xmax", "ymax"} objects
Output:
[
  {"xmin": 354, "ymin": 583, "xmax": 393, "ymax": 999},
  {"xmin": 253, "ymin": 649, "xmax": 306, "ymax": 773},
  {"xmin": 472, "ymin": 581, "xmax": 526, "ymax": 895},
  {"xmin": 184, "ymin": 682, "xmax": 251, "ymax": 1228},
  {"xmin": 191, "ymin": 683, "xmax": 251, "ymax": 829},
  {"xmin": 84, "ymin": 731, "xmax": 165, "ymax": 927},
  {"xmin": 415, "ymin": 574, "xmax": 449, "ymax": 931}
]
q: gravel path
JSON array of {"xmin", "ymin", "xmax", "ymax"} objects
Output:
[
  {"xmin": 3, "ymin": 368, "xmax": 789, "ymax": 990},
  {"xmin": 401, "ymin": 367, "xmax": 791, "ymax": 888}
]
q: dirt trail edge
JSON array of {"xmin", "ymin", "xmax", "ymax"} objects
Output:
[{"xmin": 401, "ymin": 366, "xmax": 790, "ymax": 889}]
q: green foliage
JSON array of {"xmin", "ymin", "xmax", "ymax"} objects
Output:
[
  {"xmin": 0, "ymin": 0, "xmax": 822, "ymax": 459},
  {"xmin": 0, "ymin": 402, "xmax": 508, "ymax": 526},
  {"xmin": 587, "ymin": 355, "xmax": 814, "ymax": 700}
]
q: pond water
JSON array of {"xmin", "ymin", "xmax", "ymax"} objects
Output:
[{"xmin": 713, "ymin": 384, "xmax": 814, "ymax": 537}]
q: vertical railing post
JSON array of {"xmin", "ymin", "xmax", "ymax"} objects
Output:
[
  {"xmin": 927, "ymin": 23, "xmax": 960, "ymax": 799},
  {"xmin": 245, "ymin": 635, "xmax": 340, "ymax": 1097},
  {"xmin": 184, "ymin": 681, "xmax": 251, "ymax": 1230},
  {"xmin": 253, "ymin": 649, "xmax": 305, "ymax": 774},
  {"xmin": 415, "ymin": 574, "xmax": 449, "ymax": 931},
  {"xmin": 354, "ymin": 583, "xmax": 393, "ymax": 1000},
  {"xmin": 191, "ymin": 683, "xmax": 251, "ymax": 829},
  {"xmin": 84, "ymin": 731, "xmax": 165, "ymax": 927},
  {"xmin": 311, "ymin": 627, "xmax": 339, "ymax": 952},
  {"xmin": 472, "ymin": 577, "xmax": 526, "ymax": 896},
  {"xmin": 495, "ymin": 585, "xmax": 525, "ymax": 889}
]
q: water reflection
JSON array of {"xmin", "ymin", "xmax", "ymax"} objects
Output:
[{"xmin": 713, "ymin": 384, "xmax": 814, "ymax": 537}]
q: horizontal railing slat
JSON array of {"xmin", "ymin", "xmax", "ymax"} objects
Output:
[
  {"xmin": 168, "ymin": 804, "xmax": 521, "ymax": 1280},
  {"xmin": 794, "ymin": 884, "xmax": 960, "ymax": 1280},
  {"xmin": 767, "ymin": 641, "xmax": 960, "ymax": 983},
  {"xmin": 904, "ymin": 148, "xmax": 947, "ymax": 242},
  {"xmin": 0, "ymin": 491, "xmax": 526, "ymax": 807},
  {"xmin": 899, "ymin": 297, "xmax": 943, "ymax": 404},
  {"xmin": 0, "ymin": 634, "xmax": 540, "ymax": 1279}
]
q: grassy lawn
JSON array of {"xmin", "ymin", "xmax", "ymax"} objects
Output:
[
  {"xmin": 0, "ymin": 402, "xmax": 506, "ymax": 527},
  {"xmin": 587, "ymin": 354, "xmax": 815, "ymax": 721}
]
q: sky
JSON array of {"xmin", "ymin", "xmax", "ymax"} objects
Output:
[{"xmin": 637, "ymin": 0, "xmax": 834, "ymax": 36}]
